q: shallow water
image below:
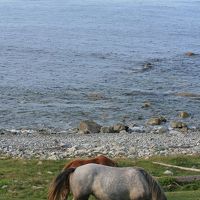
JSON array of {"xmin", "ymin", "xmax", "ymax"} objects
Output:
[{"xmin": 0, "ymin": 0, "xmax": 200, "ymax": 130}]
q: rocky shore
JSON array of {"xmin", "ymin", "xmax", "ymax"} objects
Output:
[{"xmin": 0, "ymin": 123, "xmax": 199, "ymax": 159}]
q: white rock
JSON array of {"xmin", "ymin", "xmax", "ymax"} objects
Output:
[
  {"xmin": 37, "ymin": 161, "xmax": 43, "ymax": 165},
  {"xmin": 1, "ymin": 185, "xmax": 8, "ymax": 189},
  {"xmin": 47, "ymin": 155, "xmax": 58, "ymax": 160},
  {"xmin": 163, "ymin": 170, "xmax": 173, "ymax": 176}
]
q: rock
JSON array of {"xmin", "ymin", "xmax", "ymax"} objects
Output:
[
  {"xmin": 113, "ymin": 123, "xmax": 128, "ymax": 133},
  {"xmin": 32, "ymin": 186, "xmax": 43, "ymax": 190},
  {"xmin": 142, "ymin": 102, "xmax": 151, "ymax": 108},
  {"xmin": 159, "ymin": 116, "xmax": 167, "ymax": 123},
  {"xmin": 147, "ymin": 118, "xmax": 161, "ymax": 126},
  {"xmin": 75, "ymin": 149, "xmax": 87, "ymax": 156},
  {"xmin": 119, "ymin": 130, "xmax": 128, "ymax": 134},
  {"xmin": 0, "ymin": 129, "xmax": 6, "ymax": 135},
  {"xmin": 60, "ymin": 143, "xmax": 71, "ymax": 148},
  {"xmin": 157, "ymin": 127, "xmax": 168, "ymax": 134},
  {"xmin": 79, "ymin": 120, "xmax": 101, "ymax": 134},
  {"xmin": 185, "ymin": 52, "xmax": 195, "ymax": 56},
  {"xmin": 67, "ymin": 146, "xmax": 78, "ymax": 153},
  {"xmin": 170, "ymin": 121, "xmax": 187, "ymax": 129},
  {"xmin": 129, "ymin": 126, "xmax": 147, "ymax": 133},
  {"xmin": 179, "ymin": 111, "xmax": 190, "ymax": 118},
  {"xmin": 87, "ymin": 92, "xmax": 105, "ymax": 101},
  {"xmin": 1, "ymin": 185, "xmax": 8, "ymax": 189},
  {"xmin": 129, "ymin": 147, "xmax": 137, "ymax": 154},
  {"xmin": 37, "ymin": 128, "xmax": 55, "ymax": 135},
  {"xmin": 152, "ymin": 126, "xmax": 168, "ymax": 134},
  {"xmin": 100, "ymin": 126, "xmax": 114, "ymax": 133},
  {"xmin": 163, "ymin": 170, "xmax": 173, "ymax": 176},
  {"xmin": 47, "ymin": 155, "xmax": 58, "ymax": 160},
  {"xmin": 37, "ymin": 161, "xmax": 43, "ymax": 165},
  {"xmin": 143, "ymin": 63, "xmax": 153, "ymax": 70}
]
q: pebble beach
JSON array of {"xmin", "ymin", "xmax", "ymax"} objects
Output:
[{"xmin": 1, "ymin": 125, "xmax": 199, "ymax": 160}]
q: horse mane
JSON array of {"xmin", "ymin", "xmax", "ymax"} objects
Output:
[
  {"xmin": 64, "ymin": 159, "xmax": 84, "ymax": 169},
  {"xmin": 138, "ymin": 168, "xmax": 167, "ymax": 200},
  {"xmin": 96, "ymin": 155, "xmax": 117, "ymax": 166},
  {"xmin": 63, "ymin": 155, "xmax": 117, "ymax": 170},
  {"xmin": 48, "ymin": 168, "xmax": 75, "ymax": 200}
]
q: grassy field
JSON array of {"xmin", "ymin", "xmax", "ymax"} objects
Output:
[{"xmin": 0, "ymin": 155, "xmax": 200, "ymax": 200}]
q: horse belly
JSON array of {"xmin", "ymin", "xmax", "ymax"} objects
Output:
[{"xmin": 93, "ymin": 182, "xmax": 131, "ymax": 200}]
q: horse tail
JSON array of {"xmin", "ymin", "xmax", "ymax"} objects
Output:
[
  {"xmin": 138, "ymin": 168, "xmax": 167, "ymax": 200},
  {"xmin": 48, "ymin": 168, "xmax": 75, "ymax": 200}
]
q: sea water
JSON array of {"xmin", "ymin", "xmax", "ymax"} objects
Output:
[{"xmin": 0, "ymin": 0, "xmax": 200, "ymax": 130}]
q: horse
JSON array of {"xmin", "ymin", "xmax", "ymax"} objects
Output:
[
  {"xmin": 62, "ymin": 155, "xmax": 117, "ymax": 170},
  {"xmin": 48, "ymin": 163, "xmax": 167, "ymax": 200}
]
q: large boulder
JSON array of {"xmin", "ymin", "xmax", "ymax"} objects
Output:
[
  {"xmin": 147, "ymin": 117, "xmax": 161, "ymax": 126},
  {"xmin": 79, "ymin": 120, "xmax": 101, "ymax": 134},
  {"xmin": 147, "ymin": 116, "xmax": 167, "ymax": 126}
]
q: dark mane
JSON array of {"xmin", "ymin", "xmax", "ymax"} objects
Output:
[{"xmin": 138, "ymin": 168, "xmax": 167, "ymax": 200}]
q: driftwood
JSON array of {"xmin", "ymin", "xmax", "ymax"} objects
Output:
[
  {"xmin": 174, "ymin": 175, "xmax": 200, "ymax": 183},
  {"xmin": 153, "ymin": 161, "xmax": 200, "ymax": 172}
]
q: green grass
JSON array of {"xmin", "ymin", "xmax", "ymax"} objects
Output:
[
  {"xmin": 166, "ymin": 190, "xmax": 200, "ymax": 200},
  {"xmin": 0, "ymin": 155, "xmax": 200, "ymax": 200}
]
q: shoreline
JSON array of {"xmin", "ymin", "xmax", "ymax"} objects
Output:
[{"xmin": 0, "ymin": 125, "xmax": 199, "ymax": 160}]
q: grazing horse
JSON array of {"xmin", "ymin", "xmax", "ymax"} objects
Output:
[
  {"xmin": 62, "ymin": 155, "xmax": 117, "ymax": 170},
  {"xmin": 48, "ymin": 164, "xmax": 167, "ymax": 200}
]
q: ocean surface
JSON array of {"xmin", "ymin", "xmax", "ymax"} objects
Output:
[{"xmin": 0, "ymin": 0, "xmax": 200, "ymax": 130}]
